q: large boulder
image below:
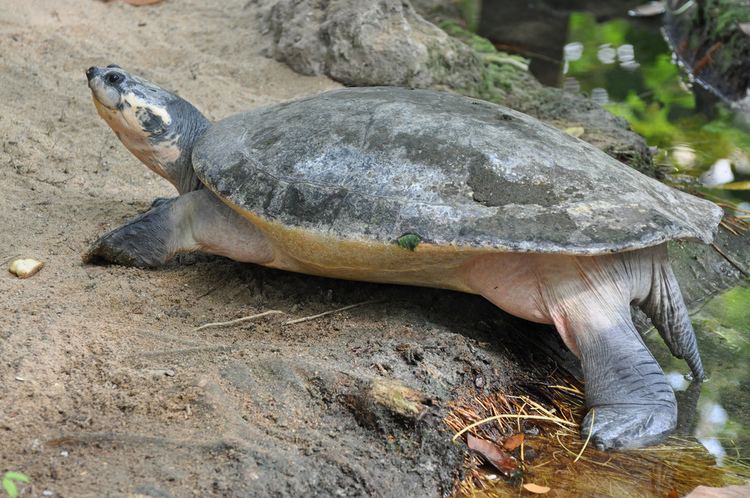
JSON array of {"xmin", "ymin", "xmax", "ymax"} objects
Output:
[{"xmin": 259, "ymin": 0, "xmax": 483, "ymax": 90}]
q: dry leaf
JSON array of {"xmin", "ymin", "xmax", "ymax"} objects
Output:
[
  {"xmin": 667, "ymin": 489, "xmax": 679, "ymax": 498},
  {"xmin": 522, "ymin": 483, "xmax": 551, "ymax": 494},
  {"xmin": 503, "ymin": 433, "xmax": 525, "ymax": 451},
  {"xmin": 466, "ymin": 434, "xmax": 518, "ymax": 476}
]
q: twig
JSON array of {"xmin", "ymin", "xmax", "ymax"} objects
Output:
[
  {"xmin": 711, "ymin": 243, "xmax": 750, "ymax": 277},
  {"xmin": 194, "ymin": 310, "xmax": 284, "ymax": 332},
  {"xmin": 137, "ymin": 345, "xmax": 234, "ymax": 358},
  {"xmin": 283, "ymin": 300, "xmax": 380, "ymax": 325},
  {"xmin": 720, "ymin": 220, "xmax": 741, "ymax": 236},
  {"xmin": 574, "ymin": 408, "xmax": 595, "ymax": 463},
  {"xmin": 693, "ymin": 41, "xmax": 722, "ymax": 75}
]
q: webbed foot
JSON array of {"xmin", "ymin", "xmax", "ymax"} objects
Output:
[
  {"xmin": 83, "ymin": 197, "xmax": 179, "ymax": 267},
  {"xmin": 582, "ymin": 403, "xmax": 676, "ymax": 450},
  {"xmin": 576, "ymin": 320, "xmax": 678, "ymax": 449}
]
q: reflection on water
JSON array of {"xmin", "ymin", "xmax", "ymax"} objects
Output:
[
  {"xmin": 561, "ymin": 11, "xmax": 750, "ymax": 207},
  {"xmin": 647, "ymin": 285, "xmax": 750, "ymax": 464},
  {"xmin": 480, "ymin": 3, "xmax": 750, "ymax": 207}
]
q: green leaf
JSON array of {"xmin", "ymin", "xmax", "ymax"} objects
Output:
[
  {"xmin": 397, "ymin": 233, "xmax": 422, "ymax": 251},
  {"xmin": 2, "ymin": 480, "xmax": 18, "ymax": 498},
  {"xmin": 2, "ymin": 473, "xmax": 28, "ymax": 484},
  {"xmin": 2, "ymin": 472, "xmax": 29, "ymax": 498}
]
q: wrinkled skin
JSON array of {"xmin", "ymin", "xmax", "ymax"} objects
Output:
[{"xmin": 85, "ymin": 65, "xmax": 710, "ymax": 450}]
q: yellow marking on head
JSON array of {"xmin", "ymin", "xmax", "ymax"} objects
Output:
[
  {"xmin": 121, "ymin": 92, "xmax": 173, "ymax": 127},
  {"xmin": 93, "ymin": 93, "xmax": 181, "ymax": 182}
]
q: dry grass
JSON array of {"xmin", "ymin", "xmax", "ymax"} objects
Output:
[{"xmin": 445, "ymin": 372, "xmax": 750, "ymax": 498}]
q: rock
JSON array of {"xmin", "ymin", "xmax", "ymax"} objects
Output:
[
  {"xmin": 8, "ymin": 258, "xmax": 44, "ymax": 278},
  {"xmin": 370, "ymin": 379, "xmax": 429, "ymax": 417},
  {"xmin": 259, "ymin": 0, "xmax": 483, "ymax": 90}
]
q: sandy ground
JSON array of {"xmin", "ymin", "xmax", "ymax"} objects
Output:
[{"xmin": 0, "ymin": 2, "xmax": 538, "ymax": 496}]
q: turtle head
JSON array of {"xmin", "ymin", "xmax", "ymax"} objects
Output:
[{"xmin": 86, "ymin": 65, "xmax": 209, "ymax": 193}]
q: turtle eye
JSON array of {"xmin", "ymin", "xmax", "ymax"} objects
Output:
[{"xmin": 105, "ymin": 72, "xmax": 123, "ymax": 85}]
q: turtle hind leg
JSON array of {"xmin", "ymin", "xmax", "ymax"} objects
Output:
[
  {"xmin": 84, "ymin": 189, "xmax": 273, "ymax": 268},
  {"xmin": 638, "ymin": 247, "xmax": 705, "ymax": 380},
  {"xmin": 540, "ymin": 255, "xmax": 677, "ymax": 449}
]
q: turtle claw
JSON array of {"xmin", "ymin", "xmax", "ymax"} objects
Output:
[{"xmin": 581, "ymin": 404, "xmax": 676, "ymax": 450}]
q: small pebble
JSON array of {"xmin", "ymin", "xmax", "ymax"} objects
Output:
[
  {"xmin": 60, "ymin": 450, "xmax": 69, "ymax": 457},
  {"xmin": 9, "ymin": 258, "xmax": 44, "ymax": 278},
  {"xmin": 42, "ymin": 491, "xmax": 54, "ymax": 497}
]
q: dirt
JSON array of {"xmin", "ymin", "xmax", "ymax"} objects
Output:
[{"xmin": 0, "ymin": 2, "xmax": 544, "ymax": 496}]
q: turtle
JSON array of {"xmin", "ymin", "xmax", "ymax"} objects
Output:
[{"xmin": 85, "ymin": 65, "xmax": 723, "ymax": 450}]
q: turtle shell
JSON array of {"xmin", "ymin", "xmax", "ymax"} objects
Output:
[{"xmin": 193, "ymin": 87, "xmax": 721, "ymax": 255}]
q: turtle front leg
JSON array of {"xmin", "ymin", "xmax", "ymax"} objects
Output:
[{"xmin": 84, "ymin": 189, "xmax": 273, "ymax": 268}]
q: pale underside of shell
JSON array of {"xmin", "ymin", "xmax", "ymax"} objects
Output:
[{"xmin": 194, "ymin": 87, "xmax": 722, "ymax": 255}]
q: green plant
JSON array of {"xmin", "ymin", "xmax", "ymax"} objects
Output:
[{"xmin": 2, "ymin": 472, "xmax": 29, "ymax": 498}]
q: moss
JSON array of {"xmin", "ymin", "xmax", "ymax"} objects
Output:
[{"xmin": 439, "ymin": 20, "xmax": 531, "ymax": 102}]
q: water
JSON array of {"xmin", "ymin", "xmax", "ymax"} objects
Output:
[{"xmin": 562, "ymin": 11, "xmax": 750, "ymax": 212}]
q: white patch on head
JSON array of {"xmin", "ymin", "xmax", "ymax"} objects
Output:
[
  {"xmin": 122, "ymin": 92, "xmax": 172, "ymax": 126},
  {"xmin": 94, "ymin": 95, "xmax": 181, "ymax": 181}
]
